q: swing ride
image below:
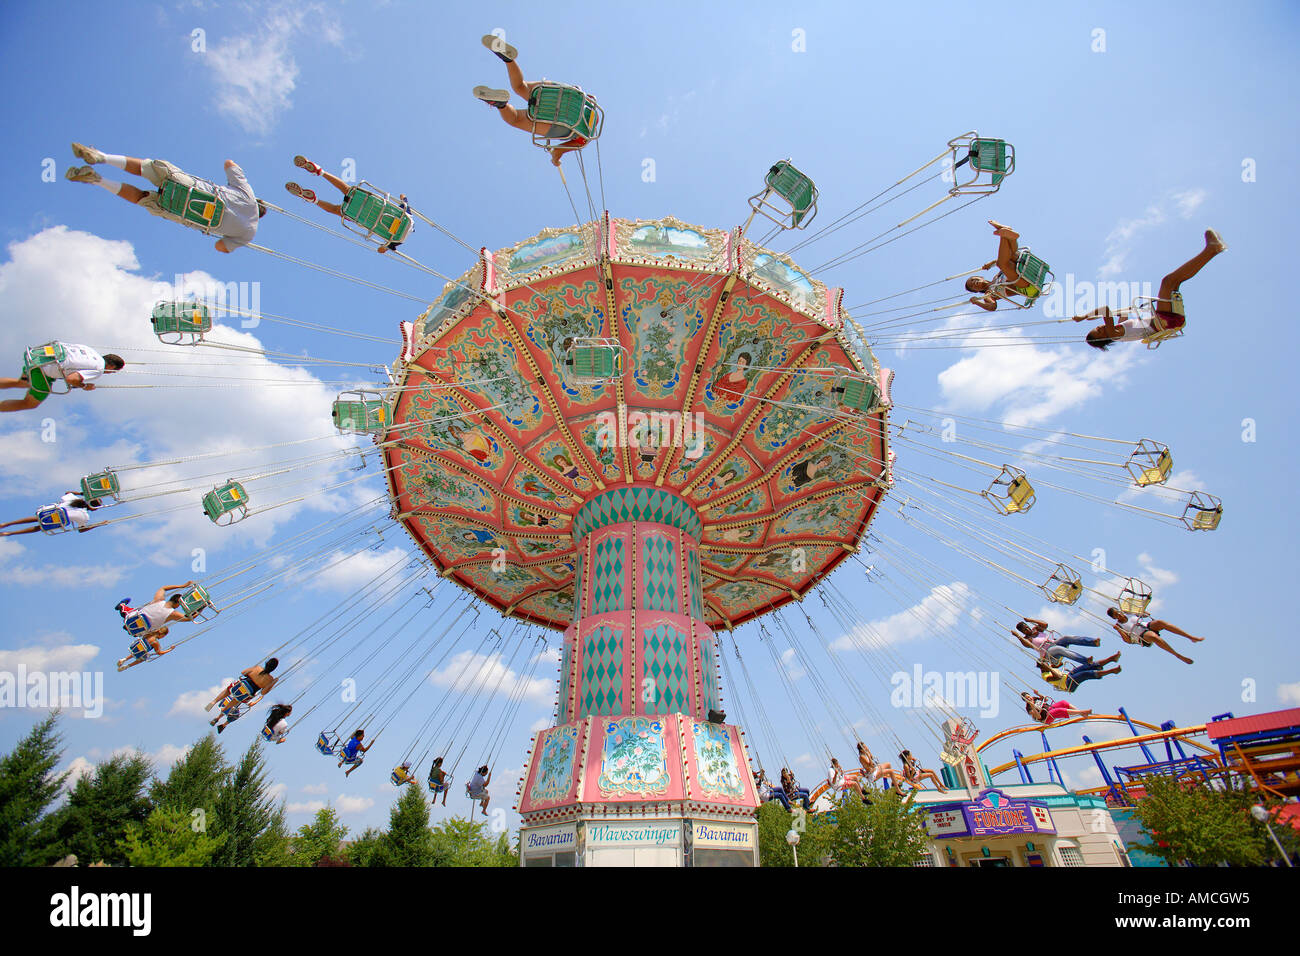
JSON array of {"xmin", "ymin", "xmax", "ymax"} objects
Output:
[{"xmin": 29, "ymin": 51, "xmax": 1240, "ymax": 865}]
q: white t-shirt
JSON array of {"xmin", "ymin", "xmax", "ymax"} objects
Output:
[
  {"xmin": 42, "ymin": 344, "xmax": 106, "ymax": 383},
  {"xmin": 1115, "ymin": 315, "xmax": 1156, "ymax": 342},
  {"xmin": 209, "ymin": 162, "xmax": 260, "ymax": 250},
  {"xmin": 54, "ymin": 492, "xmax": 93, "ymax": 529},
  {"xmin": 468, "ymin": 772, "xmax": 488, "ymax": 796},
  {"xmin": 1118, "ymin": 617, "xmax": 1152, "ymax": 644},
  {"xmin": 138, "ymin": 599, "xmax": 175, "ymax": 630},
  {"xmin": 266, "ymin": 719, "xmax": 289, "ymax": 742}
]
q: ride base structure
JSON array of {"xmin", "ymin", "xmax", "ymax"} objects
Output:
[{"xmin": 382, "ymin": 213, "xmax": 892, "ymax": 866}]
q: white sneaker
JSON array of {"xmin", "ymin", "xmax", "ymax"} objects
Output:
[
  {"xmin": 70, "ymin": 142, "xmax": 105, "ymax": 164},
  {"xmin": 481, "ymin": 34, "xmax": 518, "ymax": 62},
  {"xmin": 64, "ymin": 165, "xmax": 101, "ymax": 184}
]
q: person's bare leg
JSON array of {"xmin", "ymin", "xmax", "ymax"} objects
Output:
[
  {"xmin": 1149, "ymin": 619, "xmax": 1203, "ymax": 642},
  {"xmin": 497, "ymin": 105, "xmax": 534, "ymax": 132},
  {"xmin": 0, "ymin": 378, "xmax": 30, "ymax": 390},
  {"xmin": 115, "ymin": 183, "xmax": 150, "ymax": 204},
  {"xmin": 320, "ymin": 170, "xmax": 351, "ymax": 197},
  {"xmin": 1072, "ymin": 306, "xmax": 1112, "ymax": 322},
  {"xmin": 0, "ymin": 517, "xmax": 38, "ymax": 529},
  {"xmin": 1157, "ymin": 231, "xmax": 1225, "ymax": 303},
  {"xmin": 0, "ymin": 525, "xmax": 41, "ymax": 536},
  {"xmin": 506, "ymin": 61, "xmax": 529, "ymax": 99},
  {"xmin": 0, "ymin": 396, "xmax": 42, "ymax": 412},
  {"xmin": 1145, "ymin": 632, "xmax": 1194, "ymax": 664},
  {"xmin": 315, "ymin": 199, "xmax": 343, "ymax": 217}
]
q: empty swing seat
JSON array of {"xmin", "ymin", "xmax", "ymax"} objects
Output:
[
  {"xmin": 748, "ymin": 159, "xmax": 819, "ymax": 230},
  {"xmin": 203, "ymin": 480, "xmax": 249, "ymax": 526},
  {"xmin": 1117, "ymin": 578, "xmax": 1153, "ymax": 616},
  {"xmin": 316, "ymin": 732, "xmax": 340, "ymax": 756},
  {"xmin": 947, "ymin": 133, "xmax": 1015, "ymax": 195},
  {"xmin": 151, "ymin": 301, "xmax": 213, "ymax": 345},
  {"xmin": 527, "ymin": 83, "xmax": 604, "ymax": 147},
  {"xmin": 1127, "ymin": 440, "xmax": 1172, "ymax": 487},
  {"xmin": 79, "ymin": 471, "xmax": 121, "ymax": 502},
  {"xmin": 1182, "ymin": 492, "xmax": 1223, "ymax": 531},
  {"xmin": 834, "ymin": 376, "xmax": 878, "ymax": 413},
  {"xmin": 177, "ymin": 583, "xmax": 216, "ymax": 619},
  {"xmin": 158, "ymin": 180, "xmax": 225, "ymax": 230},
  {"xmin": 340, "ymin": 186, "xmax": 413, "ymax": 245},
  {"xmin": 1041, "ymin": 564, "xmax": 1084, "ymax": 604},
  {"xmin": 983, "ymin": 466, "xmax": 1036, "ymax": 515},
  {"xmin": 564, "ymin": 338, "xmax": 623, "ymax": 384},
  {"xmin": 332, "ymin": 392, "xmax": 391, "ymax": 433}
]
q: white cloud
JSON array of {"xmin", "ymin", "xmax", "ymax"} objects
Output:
[
  {"xmin": 0, "ymin": 643, "xmax": 99, "ymax": 673},
  {"xmin": 169, "ymin": 683, "xmax": 227, "ymax": 718},
  {"xmin": 1099, "ymin": 188, "xmax": 1209, "ymax": 278},
  {"xmin": 336, "ymin": 794, "xmax": 374, "ymax": 814},
  {"xmin": 0, "ymin": 227, "xmax": 363, "ymax": 564},
  {"xmin": 302, "ymin": 782, "xmax": 329, "ymax": 794},
  {"xmin": 302, "ymin": 546, "xmax": 409, "ymax": 592},
  {"xmin": 429, "ymin": 649, "xmax": 553, "ymax": 706},
  {"xmin": 936, "ymin": 332, "xmax": 1140, "ymax": 427},
  {"xmin": 1279, "ymin": 682, "xmax": 1300, "ymax": 706},
  {"xmin": 778, "ymin": 647, "xmax": 805, "ymax": 681},
  {"xmin": 202, "ymin": 6, "xmax": 344, "ymax": 135},
  {"xmin": 62, "ymin": 756, "xmax": 96, "ymax": 788},
  {"xmin": 287, "ymin": 799, "xmax": 327, "ymax": 814},
  {"xmin": 832, "ymin": 581, "xmax": 972, "ymax": 650}
]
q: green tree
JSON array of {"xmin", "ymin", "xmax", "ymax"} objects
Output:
[
  {"xmin": 756, "ymin": 800, "xmax": 831, "ymax": 867},
  {"xmin": 430, "ymin": 816, "xmax": 516, "ymax": 867},
  {"xmin": 824, "ymin": 789, "xmax": 931, "ymax": 867},
  {"xmin": 342, "ymin": 827, "xmax": 387, "ymax": 867},
  {"xmin": 42, "ymin": 751, "xmax": 153, "ymax": 866},
  {"xmin": 149, "ymin": 735, "xmax": 228, "ymax": 812},
  {"xmin": 0, "ymin": 714, "xmax": 69, "ymax": 866},
  {"xmin": 377, "ymin": 785, "xmax": 434, "ymax": 867},
  {"xmin": 291, "ymin": 805, "xmax": 350, "ymax": 867},
  {"xmin": 118, "ymin": 806, "xmax": 224, "ymax": 867},
  {"xmin": 211, "ymin": 742, "xmax": 285, "ymax": 867},
  {"xmin": 1129, "ymin": 775, "xmax": 1295, "ymax": 866}
]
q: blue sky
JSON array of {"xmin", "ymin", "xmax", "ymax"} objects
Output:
[{"xmin": 1, "ymin": 0, "xmax": 1297, "ymax": 835}]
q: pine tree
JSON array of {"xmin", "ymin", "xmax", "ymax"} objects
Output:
[
  {"xmin": 0, "ymin": 714, "xmax": 70, "ymax": 866},
  {"xmin": 118, "ymin": 807, "xmax": 224, "ymax": 867},
  {"xmin": 211, "ymin": 742, "xmax": 282, "ymax": 867},
  {"xmin": 42, "ymin": 751, "xmax": 153, "ymax": 867},
  {"xmin": 342, "ymin": 826, "xmax": 387, "ymax": 867},
  {"xmin": 380, "ymin": 785, "xmax": 434, "ymax": 867},
  {"xmin": 149, "ymin": 734, "xmax": 228, "ymax": 812}
]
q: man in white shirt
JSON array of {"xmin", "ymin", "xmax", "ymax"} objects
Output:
[
  {"xmin": 118, "ymin": 580, "xmax": 200, "ymax": 636},
  {"xmin": 0, "ymin": 492, "xmax": 108, "ymax": 536},
  {"xmin": 64, "ymin": 142, "xmax": 266, "ymax": 253},
  {"xmin": 467, "ymin": 764, "xmax": 492, "ymax": 813},
  {"xmin": 1, "ymin": 343, "xmax": 125, "ymax": 413}
]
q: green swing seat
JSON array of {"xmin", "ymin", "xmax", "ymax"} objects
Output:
[
  {"xmin": 947, "ymin": 133, "xmax": 1015, "ymax": 195},
  {"xmin": 564, "ymin": 339, "xmax": 623, "ymax": 384},
  {"xmin": 22, "ymin": 342, "xmax": 70, "ymax": 396},
  {"xmin": 158, "ymin": 179, "xmax": 225, "ymax": 231},
  {"xmin": 748, "ymin": 160, "xmax": 819, "ymax": 230},
  {"xmin": 340, "ymin": 185, "xmax": 413, "ymax": 245},
  {"xmin": 79, "ymin": 470, "xmax": 121, "ymax": 503},
  {"xmin": 176, "ymin": 582, "xmax": 217, "ymax": 620},
  {"xmin": 527, "ymin": 83, "xmax": 604, "ymax": 147},
  {"xmin": 151, "ymin": 300, "xmax": 213, "ymax": 345},
  {"xmin": 332, "ymin": 391, "xmax": 391, "ymax": 433},
  {"xmin": 834, "ymin": 375, "xmax": 878, "ymax": 413},
  {"xmin": 202, "ymin": 480, "xmax": 249, "ymax": 526}
]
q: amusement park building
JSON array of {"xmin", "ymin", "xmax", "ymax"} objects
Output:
[{"xmin": 910, "ymin": 784, "xmax": 1130, "ymax": 868}]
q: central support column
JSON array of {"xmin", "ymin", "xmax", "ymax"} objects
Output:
[{"xmin": 516, "ymin": 486, "xmax": 761, "ymax": 867}]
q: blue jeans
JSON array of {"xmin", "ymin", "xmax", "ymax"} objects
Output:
[
  {"xmin": 1064, "ymin": 662, "xmax": 1105, "ymax": 692},
  {"xmin": 1047, "ymin": 635, "xmax": 1100, "ymax": 665},
  {"xmin": 766, "ymin": 788, "xmax": 791, "ymax": 811}
]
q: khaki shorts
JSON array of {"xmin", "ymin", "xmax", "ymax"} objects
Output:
[{"xmin": 137, "ymin": 159, "xmax": 197, "ymax": 219}]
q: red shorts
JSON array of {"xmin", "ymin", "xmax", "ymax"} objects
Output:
[{"xmin": 1154, "ymin": 311, "xmax": 1185, "ymax": 331}]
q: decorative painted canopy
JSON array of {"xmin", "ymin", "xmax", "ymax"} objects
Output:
[{"xmin": 382, "ymin": 214, "xmax": 893, "ymax": 632}]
